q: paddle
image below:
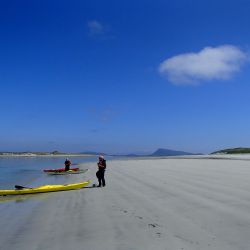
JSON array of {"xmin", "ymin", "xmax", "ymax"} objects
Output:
[{"xmin": 15, "ymin": 185, "xmax": 32, "ymax": 190}]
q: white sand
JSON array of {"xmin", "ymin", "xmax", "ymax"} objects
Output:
[{"xmin": 1, "ymin": 158, "xmax": 250, "ymax": 250}]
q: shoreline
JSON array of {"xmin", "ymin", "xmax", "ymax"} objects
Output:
[{"xmin": 2, "ymin": 153, "xmax": 250, "ymax": 161}]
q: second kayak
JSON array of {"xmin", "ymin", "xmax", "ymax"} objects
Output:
[
  {"xmin": 43, "ymin": 167, "xmax": 79, "ymax": 173},
  {"xmin": 46, "ymin": 169, "xmax": 88, "ymax": 175}
]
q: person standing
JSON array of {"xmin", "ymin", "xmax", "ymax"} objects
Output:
[
  {"xmin": 96, "ymin": 155, "xmax": 106, "ymax": 187},
  {"xmin": 64, "ymin": 158, "xmax": 71, "ymax": 171}
]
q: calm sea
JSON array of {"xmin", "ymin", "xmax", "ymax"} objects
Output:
[{"xmin": 0, "ymin": 156, "xmax": 97, "ymax": 189}]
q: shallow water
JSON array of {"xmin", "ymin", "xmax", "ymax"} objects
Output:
[{"xmin": 0, "ymin": 156, "xmax": 97, "ymax": 189}]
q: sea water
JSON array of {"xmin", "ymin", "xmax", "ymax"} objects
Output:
[{"xmin": 0, "ymin": 156, "xmax": 97, "ymax": 189}]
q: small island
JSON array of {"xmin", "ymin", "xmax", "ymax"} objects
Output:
[
  {"xmin": 211, "ymin": 147, "xmax": 250, "ymax": 154},
  {"xmin": 0, "ymin": 151, "xmax": 96, "ymax": 157}
]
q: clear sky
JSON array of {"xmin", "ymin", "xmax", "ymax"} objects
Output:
[{"xmin": 1, "ymin": 0, "xmax": 250, "ymax": 154}]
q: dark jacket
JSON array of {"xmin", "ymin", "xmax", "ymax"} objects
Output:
[
  {"xmin": 98, "ymin": 159, "xmax": 106, "ymax": 170},
  {"xmin": 65, "ymin": 160, "xmax": 71, "ymax": 168}
]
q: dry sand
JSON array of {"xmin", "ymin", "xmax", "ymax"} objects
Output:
[{"xmin": 1, "ymin": 157, "xmax": 250, "ymax": 250}]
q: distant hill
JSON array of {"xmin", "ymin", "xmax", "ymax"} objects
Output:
[
  {"xmin": 211, "ymin": 147, "xmax": 250, "ymax": 154},
  {"xmin": 110, "ymin": 148, "xmax": 196, "ymax": 157},
  {"xmin": 150, "ymin": 148, "xmax": 194, "ymax": 156}
]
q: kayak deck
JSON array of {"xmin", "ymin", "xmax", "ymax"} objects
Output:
[{"xmin": 0, "ymin": 180, "xmax": 91, "ymax": 196}]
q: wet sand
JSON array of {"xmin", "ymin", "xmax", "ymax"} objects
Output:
[{"xmin": 1, "ymin": 157, "xmax": 250, "ymax": 250}]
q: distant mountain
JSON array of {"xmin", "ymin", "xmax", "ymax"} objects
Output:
[
  {"xmin": 150, "ymin": 148, "xmax": 195, "ymax": 156},
  {"xmin": 211, "ymin": 147, "xmax": 250, "ymax": 154},
  {"xmin": 109, "ymin": 148, "xmax": 196, "ymax": 157},
  {"xmin": 79, "ymin": 149, "xmax": 197, "ymax": 157}
]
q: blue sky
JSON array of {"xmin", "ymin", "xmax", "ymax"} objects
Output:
[{"xmin": 1, "ymin": 0, "xmax": 250, "ymax": 154}]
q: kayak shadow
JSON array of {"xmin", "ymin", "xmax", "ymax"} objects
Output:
[
  {"xmin": 0, "ymin": 192, "xmax": 50, "ymax": 203},
  {"xmin": 0, "ymin": 187, "xmax": 87, "ymax": 203}
]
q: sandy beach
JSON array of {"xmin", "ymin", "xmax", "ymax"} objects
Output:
[{"xmin": 1, "ymin": 157, "xmax": 250, "ymax": 250}]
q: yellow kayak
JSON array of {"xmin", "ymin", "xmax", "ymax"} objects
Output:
[{"xmin": 0, "ymin": 180, "xmax": 91, "ymax": 196}]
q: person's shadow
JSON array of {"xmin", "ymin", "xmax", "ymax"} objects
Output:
[{"xmin": 83, "ymin": 184, "xmax": 101, "ymax": 189}]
